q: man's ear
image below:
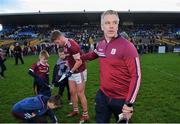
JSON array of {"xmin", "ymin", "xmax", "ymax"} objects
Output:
[
  {"xmin": 101, "ymin": 24, "xmax": 104, "ymax": 31},
  {"xmin": 55, "ymin": 105, "xmax": 58, "ymax": 108}
]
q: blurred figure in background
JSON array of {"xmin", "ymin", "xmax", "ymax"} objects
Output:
[
  {"xmin": 0, "ymin": 48, "xmax": 6, "ymax": 79},
  {"xmin": 14, "ymin": 43, "xmax": 24, "ymax": 65}
]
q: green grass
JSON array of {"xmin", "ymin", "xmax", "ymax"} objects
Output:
[{"xmin": 0, "ymin": 53, "xmax": 180, "ymax": 123}]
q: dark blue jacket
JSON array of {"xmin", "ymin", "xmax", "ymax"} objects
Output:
[
  {"xmin": 12, "ymin": 95, "xmax": 57, "ymax": 123},
  {"xmin": 52, "ymin": 59, "xmax": 69, "ymax": 86},
  {"xmin": 28, "ymin": 69, "xmax": 51, "ymax": 97}
]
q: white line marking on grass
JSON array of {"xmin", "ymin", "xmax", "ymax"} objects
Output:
[{"xmin": 144, "ymin": 66, "xmax": 180, "ymax": 81}]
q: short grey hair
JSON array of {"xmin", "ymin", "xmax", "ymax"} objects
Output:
[{"xmin": 101, "ymin": 10, "xmax": 119, "ymax": 24}]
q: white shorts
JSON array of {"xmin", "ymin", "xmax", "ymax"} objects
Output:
[{"xmin": 68, "ymin": 69, "xmax": 87, "ymax": 85}]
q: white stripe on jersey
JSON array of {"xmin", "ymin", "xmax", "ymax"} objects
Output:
[
  {"xmin": 130, "ymin": 57, "xmax": 141, "ymax": 103},
  {"xmin": 94, "ymin": 49, "xmax": 106, "ymax": 57}
]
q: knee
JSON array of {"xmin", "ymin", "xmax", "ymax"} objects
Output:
[{"xmin": 77, "ymin": 90, "xmax": 84, "ymax": 97}]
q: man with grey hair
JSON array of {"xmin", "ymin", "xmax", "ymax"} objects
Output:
[{"xmin": 81, "ymin": 10, "xmax": 141, "ymax": 123}]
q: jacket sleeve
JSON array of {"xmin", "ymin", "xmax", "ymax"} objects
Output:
[
  {"xmin": 28, "ymin": 69, "xmax": 38, "ymax": 78},
  {"xmin": 123, "ymin": 42, "xmax": 141, "ymax": 104},
  {"xmin": 62, "ymin": 64, "xmax": 68, "ymax": 73},
  {"xmin": 52, "ymin": 64, "xmax": 58, "ymax": 84},
  {"xmin": 81, "ymin": 51, "xmax": 98, "ymax": 61},
  {"xmin": 124, "ymin": 57, "xmax": 141, "ymax": 104},
  {"xmin": 28, "ymin": 63, "xmax": 46, "ymax": 86},
  {"xmin": 28, "ymin": 63, "xmax": 38, "ymax": 78}
]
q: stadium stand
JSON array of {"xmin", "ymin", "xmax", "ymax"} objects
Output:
[{"xmin": 0, "ymin": 11, "xmax": 180, "ymax": 55}]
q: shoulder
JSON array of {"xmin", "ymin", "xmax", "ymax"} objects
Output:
[
  {"xmin": 38, "ymin": 95, "xmax": 49, "ymax": 107},
  {"xmin": 116, "ymin": 36, "xmax": 129, "ymax": 44},
  {"xmin": 31, "ymin": 62, "xmax": 38, "ymax": 68},
  {"xmin": 67, "ymin": 39, "xmax": 80, "ymax": 53},
  {"xmin": 36, "ymin": 61, "xmax": 40, "ymax": 66},
  {"xmin": 45, "ymin": 63, "xmax": 49, "ymax": 67},
  {"xmin": 96, "ymin": 38, "xmax": 106, "ymax": 48},
  {"xmin": 68, "ymin": 39, "xmax": 80, "ymax": 48},
  {"xmin": 56, "ymin": 59, "xmax": 64, "ymax": 65},
  {"xmin": 120, "ymin": 38, "xmax": 138, "ymax": 57}
]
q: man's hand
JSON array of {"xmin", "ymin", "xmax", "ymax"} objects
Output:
[
  {"xmin": 65, "ymin": 71, "xmax": 73, "ymax": 78},
  {"xmin": 122, "ymin": 104, "xmax": 133, "ymax": 120}
]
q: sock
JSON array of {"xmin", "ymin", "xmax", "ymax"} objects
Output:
[
  {"xmin": 73, "ymin": 107, "xmax": 79, "ymax": 112},
  {"xmin": 82, "ymin": 111, "xmax": 88, "ymax": 116}
]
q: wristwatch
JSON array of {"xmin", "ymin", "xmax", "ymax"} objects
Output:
[{"xmin": 125, "ymin": 102, "xmax": 133, "ymax": 107}]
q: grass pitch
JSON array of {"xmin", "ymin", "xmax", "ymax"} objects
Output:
[{"xmin": 0, "ymin": 53, "xmax": 180, "ymax": 123}]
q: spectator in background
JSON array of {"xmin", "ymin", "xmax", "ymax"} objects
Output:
[
  {"xmin": 0, "ymin": 48, "xmax": 6, "ymax": 79},
  {"xmin": 9, "ymin": 44, "xmax": 14, "ymax": 57},
  {"xmin": 88, "ymin": 36, "xmax": 95, "ymax": 51},
  {"xmin": 81, "ymin": 10, "xmax": 141, "ymax": 123},
  {"xmin": 13, "ymin": 43, "xmax": 24, "ymax": 65}
]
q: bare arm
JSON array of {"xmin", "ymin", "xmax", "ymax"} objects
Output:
[{"xmin": 71, "ymin": 53, "xmax": 82, "ymax": 72}]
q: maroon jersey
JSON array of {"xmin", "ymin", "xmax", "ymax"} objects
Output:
[
  {"xmin": 64, "ymin": 39, "xmax": 86, "ymax": 73},
  {"xmin": 81, "ymin": 36, "xmax": 141, "ymax": 104},
  {"xmin": 29, "ymin": 61, "xmax": 49, "ymax": 81}
]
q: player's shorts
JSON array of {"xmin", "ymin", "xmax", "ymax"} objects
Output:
[{"xmin": 68, "ymin": 69, "xmax": 87, "ymax": 85}]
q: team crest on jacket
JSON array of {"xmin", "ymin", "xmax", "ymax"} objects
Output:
[{"xmin": 111, "ymin": 48, "xmax": 116, "ymax": 55}]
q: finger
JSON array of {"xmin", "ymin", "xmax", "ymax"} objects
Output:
[
  {"xmin": 123, "ymin": 113, "xmax": 132, "ymax": 120},
  {"xmin": 122, "ymin": 109, "xmax": 133, "ymax": 113}
]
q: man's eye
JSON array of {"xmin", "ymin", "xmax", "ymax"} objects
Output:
[
  {"xmin": 114, "ymin": 21, "xmax": 118, "ymax": 24},
  {"xmin": 105, "ymin": 22, "xmax": 110, "ymax": 24}
]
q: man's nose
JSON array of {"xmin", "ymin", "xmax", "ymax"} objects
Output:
[{"xmin": 109, "ymin": 23, "xmax": 114, "ymax": 28}]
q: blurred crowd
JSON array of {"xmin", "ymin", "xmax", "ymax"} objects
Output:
[{"xmin": 0, "ymin": 24, "xmax": 180, "ymax": 57}]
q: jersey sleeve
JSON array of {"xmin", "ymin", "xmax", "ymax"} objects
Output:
[
  {"xmin": 29, "ymin": 63, "xmax": 37, "ymax": 73},
  {"xmin": 28, "ymin": 63, "xmax": 38, "ymax": 78},
  {"xmin": 81, "ymin": 43, "xmax": 99, "ymax": 61},
  {"xmin": 70, "ymin": 43, "xmax": 81, "ymax": 60},
  {"xmin": 81, "ymin": 51, "xmax": 98, "ymax": 61}
]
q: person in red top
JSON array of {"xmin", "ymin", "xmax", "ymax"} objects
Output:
[
  {"xmin": 28, "ymin": 50, "xmax": 51, "ymax": 97},
  {"xmin": 51, "ymin": 30, "xmax": 89, "ymax": 123},
  {"xmin": 81, "ymin": 10, "xmax": 141, "ymax": 123}
]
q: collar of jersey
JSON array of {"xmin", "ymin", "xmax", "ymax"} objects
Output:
[
  {"xmin": 103, "ymin": 35, "xmax": 120, "ymax": 43},
  {"xmin": 39, "ymin": 61, "xmax": 47, "ymax": 66}
]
